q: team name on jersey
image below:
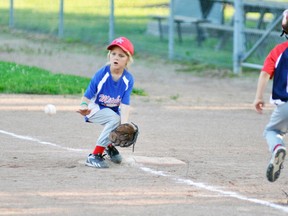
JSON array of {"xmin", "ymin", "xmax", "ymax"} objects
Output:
[{"xmin": 99, "ymin": 94, "xmax": 121, "ymax": 107}]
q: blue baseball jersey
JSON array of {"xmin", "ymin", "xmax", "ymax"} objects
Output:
[
  {"xmin": 262, "ymin": 41, "xmax": 288, "ymax": 104},
  {"xmin": 84, "ymin": 65, "xmax": 134, "ymax": 115}
]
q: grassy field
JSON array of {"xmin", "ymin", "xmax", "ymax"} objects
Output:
[
  {"xmin": 0, "ymin": 0, "xmax": 285, "ymax": 70},
  {"xmin": 0, "ymin": 61, "xmax": 90, "ymax": 95},
  {"xmin": 0, "ymin": 0, "xmax": 169, "ymax": 44},
  {"xmin": 0, "ymin": 0, "xmax": 235, "ymax": 68},
  {"xmin": 0, "ymin": 61, "xmax": 146, "ymax": 95}
]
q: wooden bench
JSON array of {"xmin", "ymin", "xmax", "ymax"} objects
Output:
[{"xmin": 150, "ymin": 15, "xmax": 208, "ymax": 45}]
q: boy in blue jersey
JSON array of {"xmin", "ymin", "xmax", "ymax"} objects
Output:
[{"xmin": 77, "ymin": 37, "xmax": 135, "ymax": 168}]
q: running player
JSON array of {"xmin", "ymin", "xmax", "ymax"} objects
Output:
[{"xmin": 253, "ymin": 10, "xmax": 288, "ymax": 182}]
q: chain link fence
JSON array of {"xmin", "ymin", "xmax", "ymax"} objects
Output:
[{"xmin": 0, "ymin": 0, "xmax": 287, "ymax": 71}]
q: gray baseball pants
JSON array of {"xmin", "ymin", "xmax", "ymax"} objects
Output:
[
  {"xmin": 264, "ymin": 102, "xmax": 288, "ymax": 152},
  {"xmin": 88, "ymin": 108, "xmax": 120, "ymax": 148}
]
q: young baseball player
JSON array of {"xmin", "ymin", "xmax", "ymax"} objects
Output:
[
  {"xmin": 77, "ymin": 36, "xmax": 135, "ymax": 168},
  {"xmin": 253, "ymin": 10, "xmax": 288, "ymax": 182}
]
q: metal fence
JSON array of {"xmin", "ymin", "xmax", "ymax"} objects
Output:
[{"xmin": 1, "ymin": 0, "xmax": 288, "ymax": 73}]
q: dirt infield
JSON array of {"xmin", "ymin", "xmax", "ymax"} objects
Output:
[{"xmin": 1, "ymin": 31, "xmax": 288, "ymax": 215}]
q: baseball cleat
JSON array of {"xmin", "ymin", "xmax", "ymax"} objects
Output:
[
  {"xmin": 105, "ymin": 145, "xmax": 122, "ymax": 164},
  {"xmin": 85, "ymin": 153, "xmax": 109, "ymax": 168},
  {"xmin": 266, "ymin": 146, "xmax": 286, "ymax": 182}
]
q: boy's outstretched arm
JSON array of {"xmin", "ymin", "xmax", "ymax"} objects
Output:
[
  {"xmin": 253, "ymin": 71, "xmax": 270, "ymax": 114},
  {"xmin": 120, "ymin": 103, "xmax": 130, "ymax": 124}
]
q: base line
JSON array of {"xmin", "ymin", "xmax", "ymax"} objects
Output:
[
  {"xmin": 1, "ymin": 129, "xmax": 288, "ymax": 213},
  {"xmin": 139, "ymin": 167, "xmax": 288, "ymax": 213},
  {"xmin": 0, "ymin": 129, "xmax": 84, "ymax": 152}
]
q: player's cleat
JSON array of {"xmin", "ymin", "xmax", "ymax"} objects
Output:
[
  {"xmin": 105, "ymin": 145, "xmax": 122, "ymax": 164},
  {"xmin": 85, "ymin": 153, "xmax": 109, "ymax": 168},
  {"xmin": 266, "ymin": 146, "xmax": 286, "ymax": 182}
]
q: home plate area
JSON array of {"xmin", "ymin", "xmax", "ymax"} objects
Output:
[
  {"xmin": 78, "ymin": 156, "xmax": 186, "ymax": 166},
  {"xmin": 125, "ymin": 156, "xmax": 186, "ymax": 166}
]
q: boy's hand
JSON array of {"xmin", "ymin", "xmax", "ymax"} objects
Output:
[
  {"xmin": 253, "ymin": 99, "xmax": 265, "ymax": 114},
  {"xmin": 77, "ymin": 108, "xmax": 91, "ymax": 116}
]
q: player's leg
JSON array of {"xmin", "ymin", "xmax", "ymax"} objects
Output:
[
  {"xmin": 90, "ymin": 108, "xmax": 120, "ymax": 146},
  {"xmin": 105, "ymin": 144, "xmax": 122, "ymax": 164},
  {"xmin": 87, "ymin": 108, "xmax": 122, "ymax": 167},
  {"xmin": 264, "ymin": 103, "xmax": 288, "ymax": 182}
]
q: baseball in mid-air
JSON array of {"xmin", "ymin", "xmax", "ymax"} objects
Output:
[{"xmin": 44, "ymin": 104, "xmax": 57, "ymax": 115}]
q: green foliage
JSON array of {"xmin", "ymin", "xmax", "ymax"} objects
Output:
[
  {"xmin": 0, "ymin": 61, "xmax": 146, "ymax": 96},
  {"xmin": 132, "ymin": 87, "xmax": 147, "ymax": 96},
  {"xmin": 0, "ymin": 0, "xmax": 284, "ymax": 69},
  {"xmin": 170, "ymin": 94, "xmax": 180, "ymax": 100},
  {"xmin": 0, "ymin": 0, "xmax": 234, "ymax": 68},
  {"xmin": 0, "ymin": 61, "xmax": 90, "ymax": 94}
]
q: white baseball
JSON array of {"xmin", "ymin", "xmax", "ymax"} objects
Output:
[{"xmin": 44, "ymin": 104, "xmax": 57, "ymax": 115}]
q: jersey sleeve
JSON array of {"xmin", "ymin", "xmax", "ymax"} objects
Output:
[
  {"xmin": 121, "ymin": 74, "xmax": 134, "ymax": 105},
  {"xmin": 84, "ymin": 66, "xmax": 106, "ymax": 99},
  {"xmin": 262, "ymin": 42, "xmax": 288, "ymax": 78},
  {"xmin": 262, "ymin": 49, "xmax": 277, "ymax": 77}
]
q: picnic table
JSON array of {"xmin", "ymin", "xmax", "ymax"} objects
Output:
[
  {"xmin": 150, "ymin": 0, "xmax": 288, "ymax": 47},
  {"xmin": 150, "ymin": 0, "xmax": 224, "ymax": 44}
]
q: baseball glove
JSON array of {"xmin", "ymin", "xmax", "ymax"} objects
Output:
[{"xmin": 109, "ymin": 122, "xmax": 139, "ymax": 152}]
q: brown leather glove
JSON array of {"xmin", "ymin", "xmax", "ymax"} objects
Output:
[{"xmin": 109, "ymin": 122, "xmax": 139, "ymax": 152}]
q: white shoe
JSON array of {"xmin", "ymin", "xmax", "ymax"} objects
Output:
[
  {"xmin": 85, "ymin": 154, "xmax": 109, "ymax": 168},
  {"xmin": 266, "ymin": 146, "xmax": 286, "ymax": 182}
]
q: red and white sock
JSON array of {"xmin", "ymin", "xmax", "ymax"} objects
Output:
[
  {"xmin": 273, "ymin": 144, "xmax": 282, "ymax": 152},
  {"xmin": 92, "ymin": 146, "xmax": 105, "ymax": 155}
]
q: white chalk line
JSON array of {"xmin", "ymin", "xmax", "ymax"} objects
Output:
[
  {"xmin": 0, "ymin": 129, "xmax": 84, "ymax": 153},
  {"xmin": 140, "ymin": 167, "xmax": 288, "ymax": 213},
  {"xmin": 1, "ymin": 129, "xmax": 288, "ymax": 213}
]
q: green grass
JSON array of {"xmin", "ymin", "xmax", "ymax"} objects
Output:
[
  {"xmin": 0, "ymin": 0, "xmax": 234, "ymax": 68},
  {"xmin": 0, "ymin": 61, "xmax": 147, "ymax": 96},
  {"xmin": 0, "ymin": 0, "xmax": 285, "ymax": 70},
  {"xmin": 0, "ymin": 61, "xmax": 90, "ymax": 94}
]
